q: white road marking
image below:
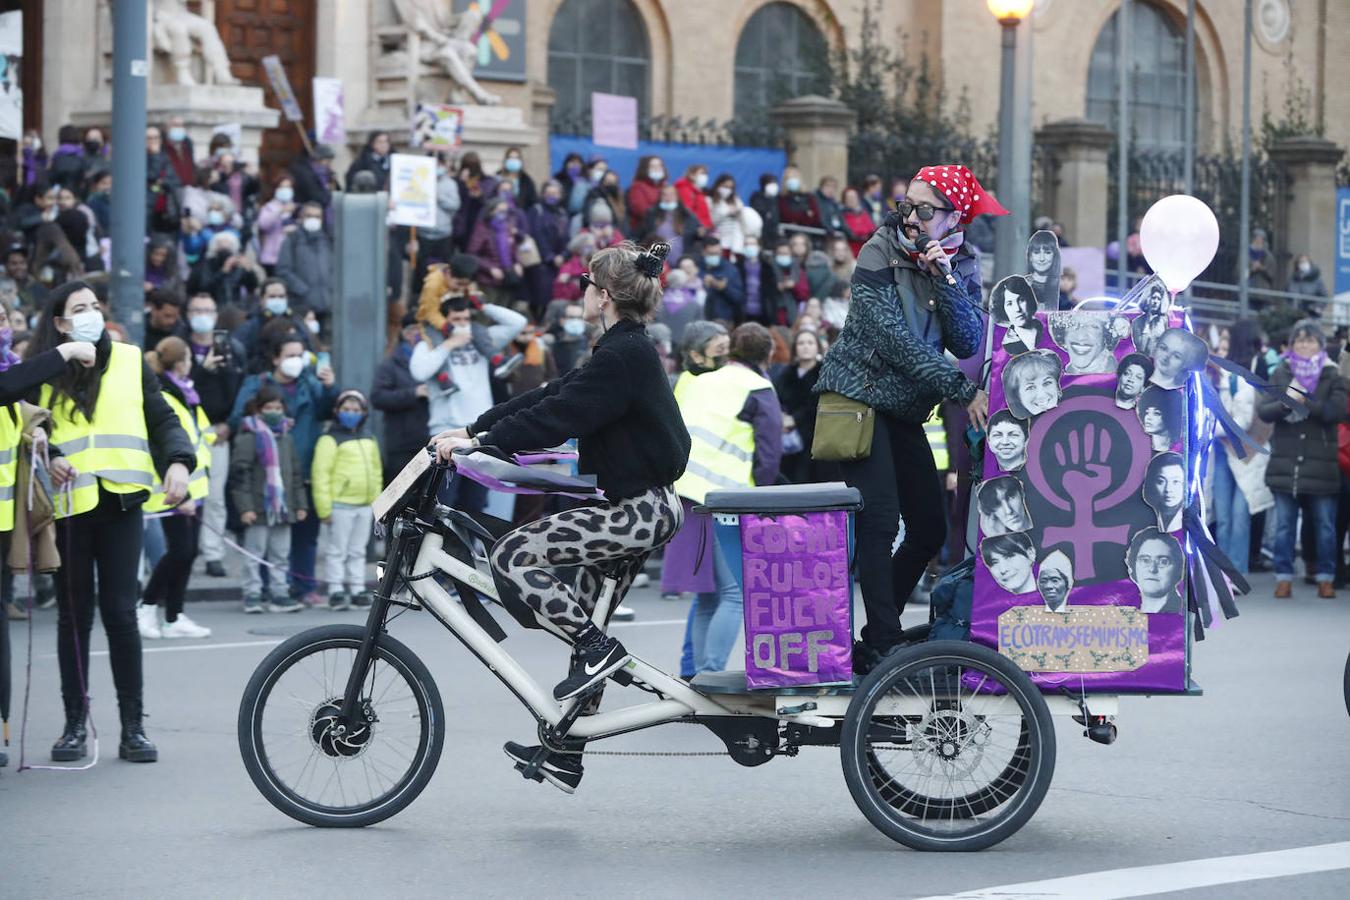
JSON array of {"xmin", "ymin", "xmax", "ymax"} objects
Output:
[
  {"xmin": 93, "ymin": 639, "xmax": 283, "ymax": 657},
  {"xmin": 918, "ymin": 841, "xmax": 1350, "ymax": 900}
]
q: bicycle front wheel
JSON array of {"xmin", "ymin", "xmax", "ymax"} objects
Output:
[{"xmin": 238, "ymin": 624, "xmax": 445, "ymax": 827}]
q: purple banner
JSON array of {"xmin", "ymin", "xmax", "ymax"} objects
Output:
[
  {"xmin": 740, "ymin": 511, "xmax": 853, "ymax": 689},
  {"xmin": 974, "ymin": 304, "xmax": 1188, "ymax": 693}
]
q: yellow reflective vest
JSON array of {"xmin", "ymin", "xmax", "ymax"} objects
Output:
[
  {"xmin": 40, "ymin": 342, "xmax": 157, "ymax": 519},
  {"xmin": 924, "ymin": 409, "xmax": 949, "ymax": 472},
  {"xmin": 0, "ymin": 404, "xmax": 19, "ymax": 532},
  {"xmin": 145, "ymin": 391, "xmax": 213, "ymax": 512},
  {"xmin": 673, "ymin": 364, "xmax": 772, "ymax": 504}
]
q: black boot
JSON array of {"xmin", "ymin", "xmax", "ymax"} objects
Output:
[
  {"xmin": 119, "ymin": 702, "xmax": 159, "ymax": 763},
  {"xmin": 51, "ymin": 708, "xmax": 88, "ymax": 762}
]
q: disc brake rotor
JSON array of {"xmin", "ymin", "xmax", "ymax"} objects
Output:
[{"xmin": 310, "ymin": 697, "xmax": 376, "ymax": 760}]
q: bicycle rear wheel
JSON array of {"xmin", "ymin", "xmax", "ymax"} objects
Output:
[
  {"xmin": 841, "ymin": 640, "xmax": 1055, "ymax": 851},
  {"xmin": 238, "ymin": 624, "xmax": 445, "ymax": 827}
]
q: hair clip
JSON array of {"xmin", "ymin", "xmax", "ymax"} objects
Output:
[{"xmin": 636, "ymin": 241, "xmax": 671, "ymax": 277}]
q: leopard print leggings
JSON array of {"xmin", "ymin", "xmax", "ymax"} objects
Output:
[{"xmin": 490, "ymin": 486, "xmax": 683, "ymax": 636}]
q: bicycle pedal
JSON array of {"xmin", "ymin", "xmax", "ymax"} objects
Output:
[{"xmin": 513, "ymin": 761, "xmax": 544, "ymax": 783}]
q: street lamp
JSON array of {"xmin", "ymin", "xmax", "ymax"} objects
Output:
[{"xmin": 989, "ymin": 0, "xmax": 1034, "ymax": 281}]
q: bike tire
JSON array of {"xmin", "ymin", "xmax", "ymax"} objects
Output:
[
  {"xmin": 866, "ymin": 719, "xmax": 1031, "ymax": 818},
  {"xmin": 1344, "ymin": 650, "xmax": 1350, "ymax": 718},
  {"xmin": 238, "ymin": 624, "xmax": 445, "ymax": 828},
  {"xmin": 841, "ymin": 640, "xmax": 1056, "ymax": 852}
]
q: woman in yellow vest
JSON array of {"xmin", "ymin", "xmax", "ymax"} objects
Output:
[
  {"xmin": 670, "ymin": 323, "xmax": 783, "ymax": 676},
  {"xmin": 138, "ymin": 337, "xmax": 215, "ymax": 640},
  {"xmin": 26, "ymin": 282, "xmax": 196, "ymax": 764}
]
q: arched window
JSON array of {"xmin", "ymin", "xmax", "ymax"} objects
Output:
[
  {"xmin": 1086, "ymin": 2, "xmax": 1190, "ymax": 150},
  {"xmin": 734, "ymin": 2, "xmax": 830, "ymax": 121},
  {"xmin": 547, "ymin": 0, "xmax": 651, "ymax": 127}
]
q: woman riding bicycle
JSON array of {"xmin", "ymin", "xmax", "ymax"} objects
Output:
[{"xmin": 434, "ymin": 240, "xmax": 690, "ymax": 790}]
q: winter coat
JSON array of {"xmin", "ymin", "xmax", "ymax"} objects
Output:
[
  {"xmin": 779, "ymin": 192, "xmax": 822, "ymax": 231},
  {"xmin": 254, "ymin": 198, "xmax": 296, "ymax": 266},
  {"xmin": 842, "ymin": 208, "xmax": 877, "ymax": 255},
  {"xmin": 674, "ymin": 177, "xmax": 712, "ymax": 230},
  {"xmin": 229, "ymin": 370, "xmax": 339, "ymax": 472},
  {"xmin": 229, "ymin": 424, "xmax": 308, "ymax": 525},
  {"xmin": 625, "ymin": 178, "xmax": 663, "ymax": 234},
  {"xmin": 698, "ymin": 256, "xmax": 746, "ymax": 322},
  {"xmin": 371, "ymin": 345, "xmax": 430, "ymax": 459},
  {"xmin": 311, "ymin": 424, "xmax": 383, "ymax": 520},
  {"xmin": 642, "ymin": 204, "xmax": 701, "ymax": 259},
  {"xmin": 1258, "ymin": 361, "xmax": 1347, "ymax": 496},
  {"xmin": 275, "ymin": 228, "xmax": 335, "ymax": 312},
  {"xmin": 815, "ymin": 227, "xmax": 984, "ymax": 423},
  {"xmin": 1288, "ymin": 264, "xmax": 1329, "ymax": 315},
  {"xmin": 345, "ymin": 149, "xmax": 391, "ymax": 192},
  {"xmin": 527, "ymin": 202, "xmax": 570, "ymax": 266},
  {"xmin": 749, "ymin": 189, "xmax": 781, "ymax": 244}
]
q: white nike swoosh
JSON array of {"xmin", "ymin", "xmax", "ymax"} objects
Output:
[{"xmin": 583, "ymin": 658, "xmax": 611, "ymax": 676}]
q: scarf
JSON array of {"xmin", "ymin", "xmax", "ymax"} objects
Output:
[
  {"xmin": 0, "ymin": 328, "xmax": 21, "ymax": 372},
  {"xmin": 491, "ymin": 215, "xmax": 514, "ymax": 268},
  {"xmin": 897, "ymin": 228, "xmax": 966, "ymax": 266},
  {"xmin": 165, "ymin": 370, "xmax": 200, "ymax": 407},
  {"xmin": 1283, "ymin": 349, "xmax": 1326, "ymax": 396},
  {"xmin": 242, "ymin": 415, "xmax": 290, "ymax": 524}
]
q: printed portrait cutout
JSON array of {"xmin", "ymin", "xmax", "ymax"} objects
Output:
[
  {"xmin": 1001, "ymin": 349, "xmax": 1063, "ymax": 419},
  {"xmin": 1126, "ymin": 526, "xmax": 1185, "ymax": 614},
  {"xmin": 987, "ymin": 409, "xmax": 1030, "ymax": 473},
  {"xmin": 1136, "ymin": 385, "xmax": 1184, "ymax": 451},
  {"xmin": 1130, "ymin": 277, "xmax": 1173, "ymax": 357},
  {"xmin": 1150, "ymin": 327, "xmax": 1209, "ymax": 390},
  {"xmin": 1115, "ymin": 353, "xmax": 1154, "ymax": 410},
  {"xmin": 1049, "ymin": 311, "xmax": 1130, "ymax": 375},
  {"xmin": 981, "ymin": 532, "xmax": 1038, "ymax": 595},
  {"xmin": 1037, "ymin": 549, "xmax": 1074, "ymax": 613},
  {"xmin": 1142, "ymin": 451, "xmax": 1186, "ymax": 533},
  {"xmin": 977, "ymin": 475, "xmax": 1034, "ymax": 537},
  {"xmin": 1026, "ymin": 230, "xmax": 1062, "ymax": 313},
  {"xmin": 991, "ymin": 275, "xmax": 1043, "ymax": 354}
]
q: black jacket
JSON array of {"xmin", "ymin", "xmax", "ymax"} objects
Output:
[
  {"xmin": 0, "ymin": 348, "xmax": 68, "ymax": 406},
  {"xmin": 469, "ymin": 319, "xmax": 691, "ymax": 501},
  {"xmin": 190, "ymin": 336, "xmax": 246, "ymax": 425},
  {"xmin": 1258, "ymin": 361, "xmax": 1348, "ymax": 496},
  {"xmin": 371, "ymin": 346, "xmax": 430, "ymax": 456}
]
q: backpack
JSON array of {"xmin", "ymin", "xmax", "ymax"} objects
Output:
[{"xmin": 929, "ymin": 556, "xmax": 975, "ymax": 641}]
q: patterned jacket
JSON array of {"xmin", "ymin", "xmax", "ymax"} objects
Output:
[{"xmin": 815, "ymin": 225, "xmax": 986, "ymax": 423}]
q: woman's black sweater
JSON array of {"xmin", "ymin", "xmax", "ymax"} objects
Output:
[{"xmin": 469, "ymin": 318, "xmax": 691, "ymax": 501}]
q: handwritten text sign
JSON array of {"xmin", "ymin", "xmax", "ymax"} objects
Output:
[
  {"xmin": 741, "ymin": 511, "xmax": 852, "ymax": 689},
  {"xmin": 998, "ymin": 605, "xmax": 1150, "ymax": 673}
]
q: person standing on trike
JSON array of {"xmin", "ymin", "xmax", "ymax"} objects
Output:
[
  {"xmin": 433, "ymin": 240, "xmax": 691, "ymax": 792},
  {"xmin": 814, "ymin": 165, "xmax": 1006, "ymax": 675}
]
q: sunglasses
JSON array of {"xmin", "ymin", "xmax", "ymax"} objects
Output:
[
  {"xmin": 898, "ymin": 201, "xmax": 953, "ymax": 221},
  {"xmin": 579, "ymin": 272, "xmax": 596, "ymax": 294}
]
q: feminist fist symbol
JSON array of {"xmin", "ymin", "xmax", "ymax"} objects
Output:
[{"xmin": 1041, "ymin": 419, "xmax": 1133, "ymax": 579}]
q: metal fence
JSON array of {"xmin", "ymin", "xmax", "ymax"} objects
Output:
[{"xmin": 549, "ymin": 112, "xmax": 790, "ymax": 151}]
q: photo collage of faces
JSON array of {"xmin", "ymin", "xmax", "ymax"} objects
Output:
[{"xmin": 983, "ymin": 266, "xmax": 1207, "ymax": 617}]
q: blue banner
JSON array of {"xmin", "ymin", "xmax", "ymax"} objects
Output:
[
  {"xmin": 548, "ymin": 136, "xmax": 787, "ymax": 205},
  {"xmin": 1337, "ymin": 187, "xmax": 1350, "ymax": 297}
]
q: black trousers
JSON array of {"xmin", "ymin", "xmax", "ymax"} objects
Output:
[
  {"xmin": 55, "ymin": 496, "xmax": 144, "ymax": 716},
  {"xmin": 143, "ymin": 514, "xmax": 201, "ymax": 622},
  {"xmin": 839, "ymin": 411, "xmax": 945, "ymax": 649}
]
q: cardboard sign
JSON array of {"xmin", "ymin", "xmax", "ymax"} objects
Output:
[
  {"xmin": 998, "ymin": 606, "xmax": 1150, "ymax": 673},
  {"xmin": 411, "ymin": 103, "xmax": 464, "ymax": 150},
  {"xmin": 312, "ymin": 76, "xmax": 346, "ymax": 145},
  {"xmin": 591, "ymin": 92, "xmax": 638, "ymax": 150},
  {"xmin": 388, "ymin": 153, "xmax": 438, "ymax": 228},
  {"xmin": 740, "ymin": 512, "xmax": 853, "ymax": 689},
  {"xmin": 262, "ymin": 55, "xmax": 304, "ymax": 123}
]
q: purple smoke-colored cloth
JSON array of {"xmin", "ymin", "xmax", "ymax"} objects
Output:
[
  {"xmin": 492, "ymin": 217, "xmax": 514, "ymax": 268},
  {"xmin": 660, "ymin": 500, "xmax": 717, "ymax": 594},
  {"xmin": 0, "ymin": 329, "xmax": 22, "ymax": 372},
  {"xmin": 1282, "ymin": 349, "xmax": 1326, "ymax": 395}
]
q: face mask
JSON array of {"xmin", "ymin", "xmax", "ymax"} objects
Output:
[
  {"xmin": 278, "ymin": 356, "xmax": 305, "ymax": 379},
  {"xmin": 648, "ymin": 166, "xmax": 664, "ymax": 181},
  {"xmin": 66, "ymin": 310, "xmax": 104, "ymax": 343},
  {"xmin": 566, "ymin": 162, "xmax": 581, "ymax": 176},
  {"xmin": 261, "ymin": 410, "xmax": 285, "ymax": 428},
  {"xmin": 1299, "ymin": 262, "xmax": 1312, "ymax": 274},
  {"xmin": 743, "ymin": 244, "xmax": 759, "ymax": 257},
  {"xmin": 562, "ymin": 319, "xmax": 586, "ymax": 337},
  {"xmin": 658, "ymin": 200, "xmax": 677, "ymax": 211},
  {"xmin": 774, "ymin": 254, "xmax": 793, "ymax": 268},
  {"xmin": 83, "ymin": 141, "xmax": 102, "ymax": 155},
  {"xmin": 764, "ymin": 182, "xmax": 779, "ymax": 198},
  {"xmin": 264, "ymin": 297, "xmax": 288, "ymax": 316},
  {"xmin": 274, "ymin": 186, "xmax": 294, "ymax": 203},
  {"xmin": 29, "ymin": 138, "xmax": 40, "ymax": 152},
  {"xmin": 504, "ymin": 158, "xmax": 522, "ymax": 173},
  {"xmin": 784, "ymin": 177, "xmax": 801, "ymax": 193},
  {"xmin": 207, "ymin": 210, "xmax": 225, "ymax": 226},
  {"xmin": 452, "ymin": 324, "xmax": 472, "ymax": 336},
  {"xmin": 337, "ymin": 410, "xmax": 364, "ymax": 430},
  {"xmin": 590, "ymin": 169, "xmax": 606, "ymax": 183},
  {"xmin": 703, "ymin": 254, "xmax": 722, "ymax": 268},
  {"xmin": 692, "ymin": 173, "xmax": 708, "ymax": 189},
  {"xmin": 868, "ymin": 190, "xmax": 882, "ymax": 201},
  {"xmin": 306, "ymin": 319, "xmax": 321, "ymax": 335},
  {"xmin": 168, "ymin": 126, "xmax": 187, "ymax": 143},
  {"xmin": 715, "ymin": 187, "xmax": 731, "ymax": 199},
  {"xmin": 189, "ymin": 313, "xmax": 216, "ymax": 333},
  {"xmin": 302, "ymin": 217, "xmax": 322, "ymax": 233},
  {"xmin": 543, "ymin": 194, "xmax": 560, "ymax": 206}
]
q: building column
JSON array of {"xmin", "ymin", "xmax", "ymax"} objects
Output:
[
  {"xmin": 768, "ymin": 95, "xmax": 856, "ymax": 188},
  {"xmin": 1267, "ymin": 136, "xmax": 1345, "ymax": 285},
  {"xmin": 528, "ymin": 81, "xmax": 556, "ymax": 177},
  {"xmin": 1033, "ymin": 118, "xmax": 1115, "ymax": 250}
]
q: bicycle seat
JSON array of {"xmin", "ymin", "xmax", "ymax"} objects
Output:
[{"xmin": 698, "ymin": 482, "xmax": 863, "ymax": 514}]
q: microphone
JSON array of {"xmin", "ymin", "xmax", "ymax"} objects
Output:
[{"xmin": 914, "ymin": 234, "xmax": 957, "ymax": 287}]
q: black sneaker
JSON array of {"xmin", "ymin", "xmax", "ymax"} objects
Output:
[
  {"xmin": 350, "ymin": 592, "xmax": 373, "ymax": 609},
  {"xmin": 205, "ymin": 561, "xmax": 227, "ymax": 578},
  {"xmin": 328, "ymin": 592, "xmax": 350, "ymax": 611},
  {"xmin": 553, "ymin": 637, "xmax": 630, "ymax": 701},
  {"xmin": 503, "ymin": 741, "xmax": 583, "ymax": 793},
  {"xmin": 242, "ymin": 594, "xmax": 265, "ymax": 615},
  {"xmin": 269, "ymin": 595, "xmax": 303, "ymax": 613}
]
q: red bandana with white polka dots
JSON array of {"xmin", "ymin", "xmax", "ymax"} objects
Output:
[{"xmin": 913, "ymin": 165, "xmax": 1009, "ymax": 225}]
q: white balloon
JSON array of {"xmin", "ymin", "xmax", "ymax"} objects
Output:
[{"xmin": 1139, "ymin": 195, "xmax": 1220, "ymax": 293}]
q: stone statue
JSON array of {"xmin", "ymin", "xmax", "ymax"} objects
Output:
[
  {"xmin": 151, "ymin": 0, "xmax": 240, "ymax": 86},
  {"xmin": 392, "ymin": 0, "xmax": 501, "ymax": 106}
]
